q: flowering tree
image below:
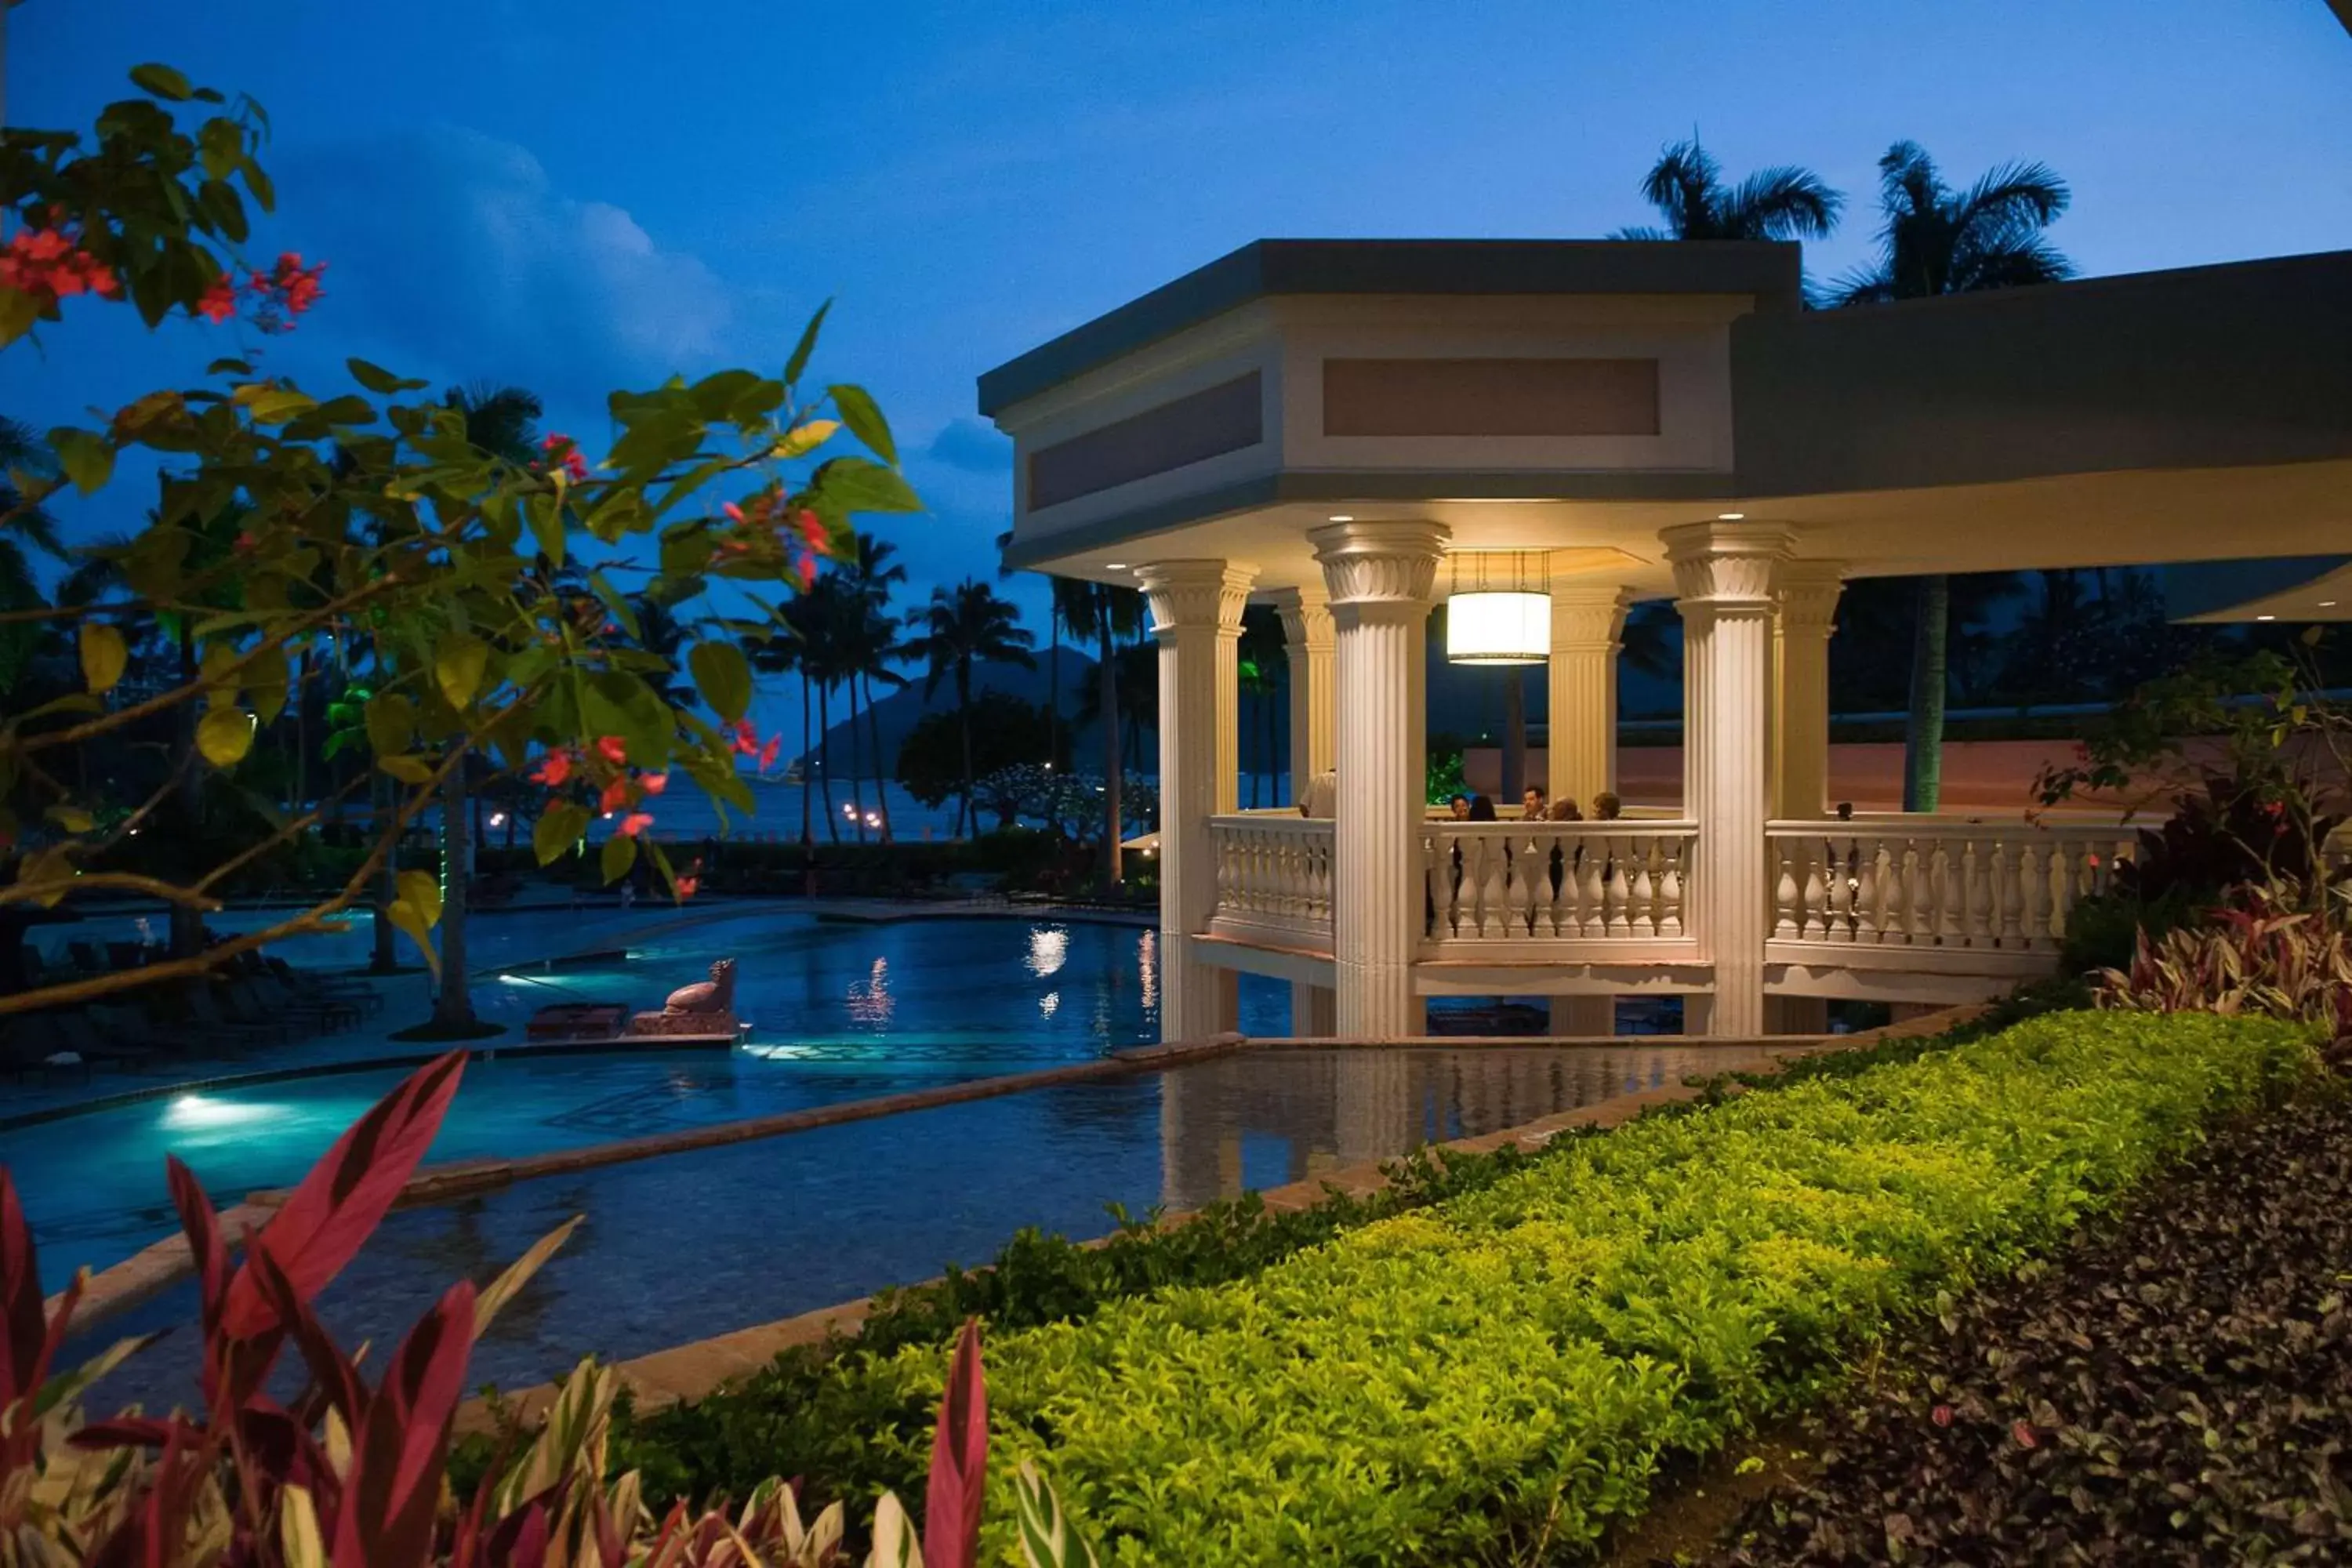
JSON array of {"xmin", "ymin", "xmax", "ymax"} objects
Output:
[{"xmin": 0, "ymin": 63, "xmax": 920, "ymax": 1023}]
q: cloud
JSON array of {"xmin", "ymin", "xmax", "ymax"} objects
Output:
[
  {"xmin": 275, "ymin": 126, "xmax": 737, "ymax": 394},
  {"xmin": 924, "ymin": 416, "xmax": 1012, "ymax": 473}
]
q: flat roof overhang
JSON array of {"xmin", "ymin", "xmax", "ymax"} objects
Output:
[{"xmin": 989, "ymin": 246, "xmax": 2352, "ymax": 592}]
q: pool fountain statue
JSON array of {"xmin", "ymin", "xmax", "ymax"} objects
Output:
[{"xmin": 626, "ymin": 957, "xmax": 742, "ymax": 1040}]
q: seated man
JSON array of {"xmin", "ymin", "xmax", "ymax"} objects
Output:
[{"xmin": 1522, "ymin": 783, "xmax": 1548, "ymax": 819}]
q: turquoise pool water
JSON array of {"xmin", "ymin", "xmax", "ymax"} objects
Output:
[
  {"xmin": 4, "ymin": 914, "xmax": 1284, "ymax": 1269},
  {"xmin": 64, "ymin": 1043, "xmax": 1714, "ymax": 1413}
]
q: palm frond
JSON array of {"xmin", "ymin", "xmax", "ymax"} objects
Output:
[
  {"xmin": 1953, "ymin": 234, "xmax": 2077, "ymax": 292},
  {"xmin": 1723, "ymin": 166, "xmax": 1844, "ymax": 240},
  {"xmin": 0, "ymin": 416, "xmax": 56, "ymax": 477},
  {"xmin": 1953, "ymin": 160, "xmax": 2070, "ymax": 237},
  {"xmin": 1608, "ymin": 224, "xmax": 1674, "ymax": 241},
  {"xmin": 0, "ymin": 484, "xmax": 64, "ymax": 559}
]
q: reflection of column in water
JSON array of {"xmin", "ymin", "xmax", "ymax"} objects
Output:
[
  {"xmin": 1334, "ymin": 1049, "xmax": 1413, "ymax": 1164},
  {"xmin": 1159, "ymin": 1062, "xmax": 1236, "ymax": 1211}
]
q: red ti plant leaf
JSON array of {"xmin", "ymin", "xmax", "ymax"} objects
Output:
[
  {"xmin": 167, "ymin": 1155, "xmax": 229, "ymax": 1336},
  {"xmin": 0, "ymin": 1166, "xmax": 46, "ymax": 1412},
  {"xmin": 924, "ymin": 1317, "xmax": 990, "ymax": 1568},
  {"xmin": 245, "ymin": 1237, "xmax": 368, "ymax": 1427},
  {"xmin": 332, "ymin": 1280, "xmax": 477, "ymax": 1568},
  {"xmin": 221, "ymin": 1051, "xmax": 466, "ymax": 1340}
]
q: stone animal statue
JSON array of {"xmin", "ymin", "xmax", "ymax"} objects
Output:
[{"xmin": 663, "ymin": 957, "xmax": 737, "ymax": 1014}]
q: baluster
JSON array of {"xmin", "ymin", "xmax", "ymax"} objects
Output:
[
  {"xmin": 1513, "ymin": 832, "xmax": 1542, "ymax": 937},
  {"xmin": 1853, "ymin": 846, "xmax": 1891, "ymax": 945},
  {"xmin": 2053, "ymin": 839, "xmax": 2087, "ymax": 944},
  {"xmin": 1659, "ymin": 836, "xmax": 1685, "ymax": 938},
  {"xmin": 1425, "ymin": 830, "xmax": 1450, "ymax": 939},
  {"xmin": 1928, "ymin": 840, "xmax": 1954, "ymax": 945},
  {"xmin": 1800, "ymin": 840, "xmax": 1828, "ymax": 941},
  {"xmin": 1575, "ymin": 841, "xmax": 1605, "ymax": 937},
  {"xmin": 1904, "ymin": 841, "xmax": 1933, "ymax": 945},
  {"xmin": 1631, "ymin": 837, "xmax": 1658, "ymax": 936},
  {"xmin": 2020, "ymin": 843, "xmax": 2052, "ymax": 949},
  {"xmin": 1542, "ymin": 830, "xmax": 1570, "ymax": 937},
  {"xmin": 1773, "ymin": 838, "xmax": 1800, "ymax": 940},
  {"xmin": 1604, "ymin": 844, "xmax": 1633, "ymax": 937},
  {"xmin": 1955, "ymin": 838, "xmax": 1982, "ymax": 947},
  {"xmin": 1992, "ymin": 840, "xmax": 2022, "ymax": 946},
  {"xmin": 1824, "ymin": 833, "xmax": 1854, "ymax": 942}
]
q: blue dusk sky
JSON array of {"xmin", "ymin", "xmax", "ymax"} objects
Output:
[{"xmin": 4, "ymin": 2, "xmax": 2349, "ymax": 739}]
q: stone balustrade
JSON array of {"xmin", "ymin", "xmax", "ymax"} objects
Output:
[
  {"xmin": 1768, "ymin": 820, "xmax": 2138, "ymax": 952},
  {"xmin": 1422, "ymin": 821, "xmax": 1697, "ymax": 944}
]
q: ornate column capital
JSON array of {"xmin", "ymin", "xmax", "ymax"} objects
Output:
[
  {"xmin": 1777, "ymin": 559, "xmax": 1846, "ymax": 634},
  {"xmin": 1137, "ymin": 561, "xmax": 1254, "ymax": 637},
  {"xmin": 1661, "ymin": 521, "xmax": 1797, "ymax": 612},
  {"xmin": 1309, "ymin": 520, "xmax": 1449, "ymax": 612},
  {"xmin": 1266, "ymin": 583, "xmax": 1334, "ymax": 652},
  {"xmin": 1548, "ymin": 577, "xmax": 1635, "ymax": 651}
]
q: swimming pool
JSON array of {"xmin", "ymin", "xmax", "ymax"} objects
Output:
[
  {"xmin": 4, "ymin": 913, "xmax": 1286, "ymax": 1269},
  {"xmin": 64, "ymin": 1042, "xmax": 1715, "ymax": 1413}
]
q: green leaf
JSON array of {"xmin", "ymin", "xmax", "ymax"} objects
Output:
[
  {"xmin": 78, "ymin": 622, "xmax": 128, "ymax": 695},
  {"xmin": 397, "ymin": 868, "xmax": 443, "ymax": 929},
  {"xmin": 197, "ymin": 707, "xmax": 256, "ymax": 768},
  {"xmin": 129, "ymin": 63, "xmax": 194, "ymax": 100},
  {"xmin": 347, "ymin": 357, "xmax": 426, "ymax": 395},
  {"xmin": 378, "ymin": 754, "xmax": 434, "ymax": 785},
  {"xmin": 811, "ymin": 455, "xmax": 921, "ymax": 516},
  {"xmin": 827, "ymin": 384, "xmax": 896, "ymax": 466},
  {"xmin": 783, "ymin": 299, "xmax": 832, "ymax": 387},
  {"xmin": 49, "ymin": 428, "xmax": 114, "ymax": 495},
  {"xmin": 43, "ymin": 804, "xmax": 95, "ymax": 834},
  {"xmin": 526, "ymin": 492, "xmax": 565, "ymax": 568},
  {"xmin": 435, "ymin": 633, "xmax": 491, "ymax": 710},
  {"xmin": 387, "ymin": 869, "xmax": 445, "ymax": 975},
  {"xmin": 0, "ymin": 289, "xmax": 43, "ymax": 347},
  {"xmin": 688, "ymin": 641, "xmax": 753, "ymax": 724},
  {"xmin": 600, "ymin": 832, "xmax": 638, "ymax": 884},
  {"xmin": 364, "ymin": 691, "xmax": 416, "ymax": 758},
  {"xmin": 534, "ymin": 801, "xmax": 590, "ymax": 866},
  {"xmin": 242, "ymin": 388, "xmax": 318, "ymax": 425}
]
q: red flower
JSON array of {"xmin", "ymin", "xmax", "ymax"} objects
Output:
[
  {"xmin": 529, "ymin": 750, "xmax": 573, "ymax": 786},
  {"xmin": 729, "ymin": 718, "xmax": 758, "ymax": 757},
  {"xmin": 595, "ymin": 735, "xmax": 628, "ymax": 765},
  {"xmin": 641, "ymin": 772, "xmax": 669, "ymax": 796},
  {"xmin": 673, "ymin": 873, "xmax": 699, "ymax": 899},
  {"xmin": 563, "ymin": 451, "xmax": 589, "ymax": 482},
  {"xmin": 759, "ymin": 735, "xmax": 782, "ymax": 770},
  {"xmin": 617, "ymin": 811, "xmax": 655, "ymax": 838},
  {"xmin": 197, "ymin": 274, "xmax": 239, "ymax": 322},
  {"xmin": 794, "ymin": 507, "xmax": 826, "ymax": 550},
  {"xmin": 721, "ymin": 501, "xmax": 746, "ymax": 524},
  {"xmin": 2012, "ymin": 1420, "xmax": 2038, "ymax": 1449},
  {"xmin": 792, "ymin": 551, "xmax": 818, "ymax": 591},
  {"xmin": 1931, "ymin": 1404, "xmax": 1953, "ymax": 1428},
  {"xmin": 599, "ymin": 777, "xmax": 632, "ymax": 813}
]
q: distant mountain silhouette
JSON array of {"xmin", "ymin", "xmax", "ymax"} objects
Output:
[{"xmin": 793, "ymin": 644, "xmax": 1113, "ymax": 773}]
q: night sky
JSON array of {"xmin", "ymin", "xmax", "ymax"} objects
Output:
[{"xmin": 5, "ymin": 2, "xmax": 2348, "ymax": 739}]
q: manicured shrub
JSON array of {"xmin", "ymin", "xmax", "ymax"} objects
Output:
[{"xmin": 873, "ymin": 1011, "xmax": 2308, "ymax": 1564}]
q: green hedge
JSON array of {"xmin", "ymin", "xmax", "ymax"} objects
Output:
[{"xmin": 845, "ymin": 1011, "xmax": 2310, "ymax": 1563}]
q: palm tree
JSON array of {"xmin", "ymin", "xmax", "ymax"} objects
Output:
[
  {"xmin": 746, "ymin": 610, "xmax": 817, "ymax": 846},
  {"xmin": 1058, "ymin": 581, "xmax": 1145, "ymax": 884},
  {"xmin": 840, "ymin": 533, "xmax": 909, "ymax": 840},
  {"xmin": 1613, "ymin": 138, "xmax": 1842, "ymax": 242},
  {"xmin": 0, "ymin": 417, "xmax": 63, "ymax": 695},
  {"xmin": 904, "ymin": 579, "xmax": 1035, "ymax": 839},
  {"xmin": 1237, "ymin": 605, "xmax": 1283, "ymax": 806},
  {"xmin": 429, "ymin": 383, "xmax": 543, "ymax": 1033},
  {"xmin": 1830, "ymin": 143, "xmax": 2073, "ymax": 811}
]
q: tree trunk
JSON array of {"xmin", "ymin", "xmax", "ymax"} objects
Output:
[
  {"xmin": 819, "ymin": 681, "xmax": 838, "ymax": 842},
  {"xmin": 847, "ymin": 676, "xmax": 867, "ymax": 842},
  {"xmin": 1501, "ymin": 669, "xmax": 1527, "ymax": 805},
  {"xmin": 956, "ymin": 660, "xmax": 975, "ymax": 840},
  {"xmin": 864, "ymin": 671, "xmax": 892, "ymax": 842},
  {"xmin": 1903, "ymin": 574, "xmax": 1951, "ymax": 814},
  {"xmin": 1098, "ymin": 625, "xmax": 1122, "ymax": 888},
  {"xmin": 430, "ymin": 748, "xmax": 474, "ymax": 1029},
  {"xmin": 797, "ymin": 666, "xmax": 814, "ymax": 847},
  {"xmin": 1047, "ymin": 616, "xmax": 1062, "ymax": 766},
  {"xmin": 291, "ymin": 648, "xmax": 309, "ymax": 816},
  {"xmin": 370, "ymin": 768, "xmax": 399, "ymax": 973},
  {"xmin": 169, "ymin": 621, "xmax": 205, "ymax": 960}
]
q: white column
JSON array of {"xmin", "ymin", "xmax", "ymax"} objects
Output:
[
  {"xmin": 1774, "ymin": 561, "xmax": 1844, "ymax": 820},
  {"xmin": 1665, "ymin": 521, "xmax": 1792, "ymax": 1040},
  {"xmin": 1272, "ymin": 585, "xmax": 1339, "ymax": 1037},
  {"xmin": 1547, "ymin": 578, "xmax": 1634, "ymax": 811},
  {"xmin": 1312, "ymin": 520, "xmax": 1448, "ymax": 1040},
  {"xmin": 1138, "ymin": 560, "xmax": 1254, "ymax": 1044}
]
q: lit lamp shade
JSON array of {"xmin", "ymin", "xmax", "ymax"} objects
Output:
[{"xmin": 1446, "ymin": 590, "xmax": 1551, "ymax": 665}]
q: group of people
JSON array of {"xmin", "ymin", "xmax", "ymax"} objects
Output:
[{"xmin": 1444, "ymin": 784, "xmax": 1623, "ymax": 823}]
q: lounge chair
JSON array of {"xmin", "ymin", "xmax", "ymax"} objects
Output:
[
  {"xmin": 0, "ymin": 1015, "xmax": 92, "ymax": 1083},
  {"xmin": 234, "ymin": 975, "xmax": 360, "ymax": 1030},
  {"xmin": 67, "ymin": 940, "xmax": 107, "ymax": 973},
  {"xmin": 159, "ymin": 984, "xmax": 292, "ymax": 1050},
  {"xmin": 262, "ymin": 956, "xmax": 384, "ymax": 1015},
  {"xmin": 52, "ymin": 1010, "xmax": 159, "ymax": 1067}
]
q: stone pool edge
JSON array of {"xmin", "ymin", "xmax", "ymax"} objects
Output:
[{"xmin": 456, "ymin": 1007, "xmax": 1984, "ymax": 1433}]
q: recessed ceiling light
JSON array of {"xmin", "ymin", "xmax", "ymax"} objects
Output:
[
  {"xmin": 1327, "ymin": 514, "xmax": 1355, "ymax": 523},
  {"xmin": 2321, "ymin": 600, "xmax": 2339, "ymax": 608},
  {"xmin": 1103, "ymin": 562, "xmax": 1127, "ymax": 569},
  {"xmin": 1717, "ymin": 512, "xmax": 1746, "ymax": 521},
  {"xmin": 2256, "ymin": 614, "xmax": 2276, "ymax": 622}
]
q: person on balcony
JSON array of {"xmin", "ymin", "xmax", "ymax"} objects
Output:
[
  {"xmin": 1468, "ymin": 795, "xmax": 1497, "ymax": 821},
  {"xmin": 1298, "ymin": 769, "xmax": 1338, "ymax": 819},
  {"xmin": 1522, "ymin": 783, "xmax": 1548, "ymax": 820},
  {"xmin": 1591, "ymin": 792, "xmax": 1622, "ymax": 821},
  {"xmin": 1447, "ymin": 793, "xmax": 1472, "ymax": 820},
  {"xmin": 1548, "ymin": 797, "xmax": 1584, "ymax": 822}
]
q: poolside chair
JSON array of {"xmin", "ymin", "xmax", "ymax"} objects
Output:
[
  {"xmin": 86, "ymin": 1003, "xmax": 203, "ymax": 1058},
  {"xmin": 105, "ymin": 941, "xmax": 147, "ymax": 971},
  {"xmin": 67, "ymin": 940, "xmax": 107, "ymax": 973},
  {"xmin": 52, "ymin": 1010, "xmax": 159, "ymax": 1068},
  {"xmin": 263, "ymin": 956, "xmax": 384, "ymax": 1015},
  {"xmin": 0, "ymin": 1015, "xmax": 92, "ymax": 1083},
  {"xmin": 162, "ymin": 984, "xmax": 292, "ymax": 1049},
  {"xmin": 235, "ymin": 974, "xmax": 361, "ymax": 1030}
]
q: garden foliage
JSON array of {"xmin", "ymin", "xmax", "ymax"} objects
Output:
[
  {"xmin": 835, "ymin": 1012, "xmax": 2307, "ymax": 1563},
  {"xmin": 2099, "ymin": 884, "xmax": 2352, "ymax": 1059}
]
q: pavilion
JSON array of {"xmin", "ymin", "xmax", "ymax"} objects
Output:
[{"xmin": 981, "ymin": 240, "xmax": 2352, "ymax": 1041}]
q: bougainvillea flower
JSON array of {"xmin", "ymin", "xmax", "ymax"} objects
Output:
[
  {"xmin": 600, "ymin": 777, "xmax": 632, "ymax": 813},
  {"xmin": 617, "ymin": 812, "xmax": 655, "ymax": 838},
  {"xmin": 759, "ymin": 735, "xmax": 782, "ymax": 770},
  {"xmin": 595, "ymin": 735, "xmax": 628, "ymax": 765},
  {"xmin": 641, "ymin": 772, "xmax": 669, "ymax": 796},
  {"xmin": 722, "ymin": 501, "xmax": 746, "ymax": 524},
  {"xmin": 529, "ymin": 750, "xmax": 573, "ymax": 786},
  {"xmin": 197, "ymin": 274, "xmax": 239, "ymax": 322},
  {"xmin": 673, "ymin": 874, "xmax": 699, "ymax": 899}
]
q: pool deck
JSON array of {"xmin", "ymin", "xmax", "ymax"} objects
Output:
[{"xmin": 456, "ymin": 1005, "xmax": 1984, "ymax": 1432}]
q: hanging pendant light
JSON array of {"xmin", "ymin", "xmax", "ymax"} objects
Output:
[{"xmin": 1445, "ymin": 551, "xmax": 1550, "ymax": 666}]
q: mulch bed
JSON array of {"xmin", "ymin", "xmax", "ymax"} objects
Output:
[{"xmin": 1697, "ymin": 1085, "xmax": 2352, "ymax": 1565}]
